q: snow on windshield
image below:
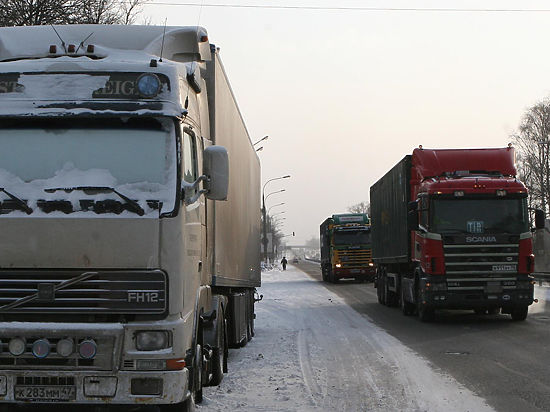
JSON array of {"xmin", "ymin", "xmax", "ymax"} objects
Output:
[{"xmin": 0, "ymin": 117, "xmax": 176, "ymax": 216}]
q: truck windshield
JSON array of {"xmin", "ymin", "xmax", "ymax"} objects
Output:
[
  {"xmin": 0, "ymin": 117, "xmax": 176, "ymax": 214},
  {"xmin": 431, "ymin": 198, "xmax": 529, "ymax": 234},
  {"xmin": 334, "ymin": 230, "xmax": 371, "ymax": 245}
]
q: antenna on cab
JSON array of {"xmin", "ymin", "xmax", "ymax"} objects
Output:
[
  {"xmin": 159, "ymin": 19, "xmax": 167, "ymax": 62},
  {"xmin": 50, "ymin": 25, "xmax": 67, "ymax": 53}
]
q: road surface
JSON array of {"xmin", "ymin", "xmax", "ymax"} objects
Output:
[
  {"xmin": 292, "ymin": 260, "xmax": 550, "ymax": 412},
  {"xmin": 199, "ymin": 265, "xmax": 493, "ymax": 411}
]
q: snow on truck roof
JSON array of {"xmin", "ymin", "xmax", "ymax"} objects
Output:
[{"xmin": 0, "ymin": 25, "xmax": 211, "ymax": 62}]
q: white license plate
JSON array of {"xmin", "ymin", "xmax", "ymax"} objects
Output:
[
  {"xmin": 492, "ymin": 265, "xmax": 516, "ymax": 272},
  {"xmin": 15, "ymin": 385, "xmax": 76, "ymax": 401}
]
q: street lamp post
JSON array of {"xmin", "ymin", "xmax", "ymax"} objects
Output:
[{"xmin": 262, "ymin": 175, "xmax": 290, "ymax": 264}]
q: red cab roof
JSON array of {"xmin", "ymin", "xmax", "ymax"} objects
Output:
[{"xmin": 412, "ymin": 147, "xmax": 516, "ymax": 179}]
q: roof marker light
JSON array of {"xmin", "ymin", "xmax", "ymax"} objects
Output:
[
  {"xmin": 86, "ymin": 44, "xmax": 95, "ymax": 53},
  {"xmin": 49, "ymin": 45, "xmax": 57, "ymax": 54},
  {"xmin": 68, "ymin": 44, "xmax": 76, "ymax": 53},
  {"xmin": 200, "ymin": 35, "xmax": 209, "ymax": 42}
]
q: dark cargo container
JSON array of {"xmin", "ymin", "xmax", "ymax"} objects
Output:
[{"xmin": 370, "ymin": 156, "xmax": 411, "ymax": 264}]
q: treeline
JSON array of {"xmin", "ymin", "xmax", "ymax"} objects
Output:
[
  {"xmin": 514, "ymin": 98, "xmax": 550, "ymax": 215},
  {"xmin": 0, "ymin": 0, "xmax": 147, "ymax": 26}
]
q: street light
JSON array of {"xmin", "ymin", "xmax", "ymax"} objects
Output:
[
  {"xmin": 267, "ymin": 202, "xmax": 285, "ymax": 214},
  {"xmin": 253, "ymin": 135, "xmax": 269, "ymax": 146},
  {"xmin": 262, "ymin": 175, "xmax": 291, "ymax": 263},
  {"xmin": 265, "ymin": 189, "xmax": 285, "ymax": 203}
]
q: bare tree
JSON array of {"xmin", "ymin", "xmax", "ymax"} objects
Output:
[
  {"xmin": 0, "ymin": 0, "xmax": 148, "ymax": 26},
  {"xmin": 513, "ymin": 98, "xmax": 550, "ymax": 214},
  {"xmin": 347, "ymin": 201, "xmax": 370, "ymax": 215}
]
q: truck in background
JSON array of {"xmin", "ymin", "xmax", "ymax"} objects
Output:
[
  {"xmin": 320, "ymin": 213, "xmax": 375, "ymax": 283},
  {"xmin": 0, "ymin": 25, "xmax": 260, "ymax": 410},
  {"xmin": 370, "ymin": 146, "xmax": 543, "ymax": 322}
]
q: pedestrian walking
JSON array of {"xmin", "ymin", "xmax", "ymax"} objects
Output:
[{"xmin": 281, "ymin": 256, "xmax": 288, "ymax": 270}]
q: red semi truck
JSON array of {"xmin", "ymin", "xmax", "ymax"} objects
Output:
[{"xmin": 370, "ymin": 146, "xmax": 545, "ymax": 322}]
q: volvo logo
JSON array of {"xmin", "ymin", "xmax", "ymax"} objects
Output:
[{"xmin": 466, "ymin": 236, "xmax": 497, "ymax": 243}]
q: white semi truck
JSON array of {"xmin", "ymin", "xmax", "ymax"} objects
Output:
[{"xmin": 0, "ymin": 25, "xmax": 260, "ymax": 410}]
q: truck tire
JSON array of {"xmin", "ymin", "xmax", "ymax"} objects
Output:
[
  {"xmin": 384, "ymin": 276, "xmax": 398, "ymax": 307},
  {"xmin": 400, "ymin": 285, "xmax": 415, "ymax": 316},
  {"xmin": 321, "ymin": 265, "xmax": 328, "ymax": 282},
  {"xmin": 377, "ymin": 273, "xmax": 385, "ymax": 305},
  {"xmin": 194, "ymin": 343, "xmax": 203, "ymax": 403},
  {"xmin": 417, "ymin": 304, "xmax": 435, "ymax": 322},
  {"xmin": 209, "ymin": 304, "xmax": 227, "ymax": 386},
  {"xmin": 511, "ymin": 306, "xmax": 528, "ymax": 321}
]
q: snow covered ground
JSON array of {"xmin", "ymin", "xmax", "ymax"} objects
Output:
[{"xmin": 198, "ymin": 266, "xmax": 494, "ymax": 412}]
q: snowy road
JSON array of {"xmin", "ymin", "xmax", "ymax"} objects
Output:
[{"xmin": 198, "ymin": 266, "xmax": 493, "ymax": 412}]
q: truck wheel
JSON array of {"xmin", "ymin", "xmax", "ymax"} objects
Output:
[
  {"xmin": 321, "ymin": 266, "xmax": 328, "ymax": 282},
  {"xmin": 487, "ymin": 307, "xmax": 500, "ymax": 315},
  {"xmin": 417, "ymin": 304, "xmax": 435, "ymax": 322},
  {"xmin": 210, "ymin": 308, "xmax": 226, "ymax": 386},
  {"xmin": 377, "ymin": 274, "xmax": 386, "ymax": 305},
  {"xmin": 511, "ymin": 306, "xmax": 528, "ymax": 321},
  {"xmin": 400, "ymin": 285, "xmax": 415, "ymax": 316},
  {"xmin": 194, "ymin": 343, "xmax": 203, "ymax": 403}
]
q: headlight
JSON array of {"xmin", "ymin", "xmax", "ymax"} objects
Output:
[
  {"xmin": 32, "ymin": 338, "xmax": 51, "ymax": 359},
  {"xmin": 56, "ymin": 338, "xmax": 74, "ymax": 357},
  {"xmin": 135, "ymin": 331, "xmax": 170, "ymax": 351},
  {"xmin": 335, "ymin": 264, "xmax": 342, "ymax": 268},
  {"xmin": 79, "ymin": 339, "xmax": 98, "ymax": 359},
  {"xmin": 9, "ymin": 337, "xmax": 26, "ymax": 356},
  {"xmin": 136, "ymin": 73, "xmax": 161, "ymax": 98}
]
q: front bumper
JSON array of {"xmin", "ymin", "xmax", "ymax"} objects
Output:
[
  {"xmin": 422, "ymin": 287, "xmax": 534, "ymax": 309},
  {"xmin": 334, "ymin": 267, "xmax": 376, "ymax": 279},
  {"xmin": 0, "ymin": 369, "xmax": 189, "ymax": 405}
]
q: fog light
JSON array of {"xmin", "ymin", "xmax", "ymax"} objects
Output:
[
  {"xmin": 56, "ymin": 338, "xmax": 74, "ymax": 357},
  {"xmin": 136, "ymin": 73, "xmax": 161, "ymax": 98},
  {"xmin": 79, "ymin": 339, "xmax": 97, "ymax": 359},
  {"xmin": 9, "ymin": 337, "xmax": 26, "ymax": 356},
  {"xmin": 32, "ymin": 338, "xmax": 51, "ymax": 359},
  {"xmin": 136, "ymin": 331, "xmax": 170, "ymax": 351}
]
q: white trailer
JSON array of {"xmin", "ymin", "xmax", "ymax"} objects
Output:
[{"xmin": 0, "ymin": 24, "xmax": 260, "ymax": 410}]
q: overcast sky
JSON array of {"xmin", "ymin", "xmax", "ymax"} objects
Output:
[{"xmin": 143, "ymin": 0, "xmax": 550, "ymax": 244}]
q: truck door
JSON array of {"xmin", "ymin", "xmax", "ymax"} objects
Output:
[{"xmin": 182, "ymin": 129, "xmax": 204, "ymax": 286}]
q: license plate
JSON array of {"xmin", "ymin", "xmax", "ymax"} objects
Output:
[
  {"xmin": 350, "ymin": 269, "xmax": 361, "ymax": 273},
  {"xmin": 15, "ymin": 385, "xmax": 76, "ymax": 401},
  {"xmin": 492, "ymin": 265, "xmax": 516, "ymax": 272}
]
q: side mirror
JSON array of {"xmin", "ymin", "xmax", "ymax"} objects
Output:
[
  {"xmin": 535, "ymin": 209, "xmax": 546, "ymax": 230},
  {"xmin": 203, "ymin": 145, "xmax": 229, "ymax": 200},
  {"xmin": 407, "ymin": 201, "xmax": 419, "ymax": 231}
]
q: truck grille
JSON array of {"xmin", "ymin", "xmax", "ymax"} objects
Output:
[
  {"xmin": 335, "ymin": 249, "xmax": 373, "ymax": 268},
  {"xmin": 0, "ymin": 270, "xmax": 166, "ymax": 315},
  {"xmin": 444, "ymin": 244, "xmax": 518, "ymax": 275}
]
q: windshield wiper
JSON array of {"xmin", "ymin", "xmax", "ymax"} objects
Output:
[
  {"xmin": 0, "ymin": 187, "xmax": 32, "ymax": 214},
  {"xmin": 44, "ymin": 186, "xmax": 145, "ymax": 216}
]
